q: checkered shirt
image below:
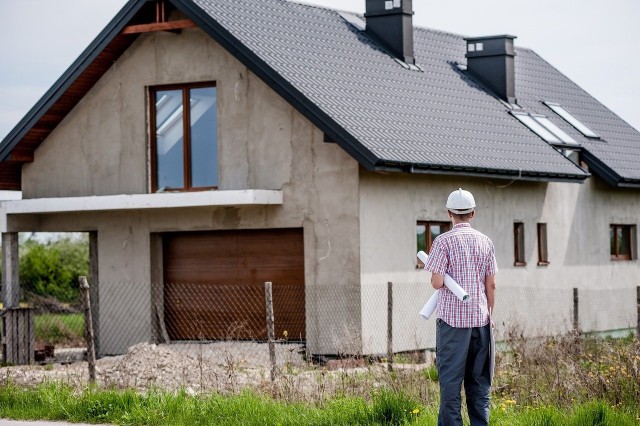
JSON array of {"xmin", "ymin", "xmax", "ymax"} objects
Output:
[{"xmin": 424, "ymin": 222, "xmax": 497, "ymax": 328}]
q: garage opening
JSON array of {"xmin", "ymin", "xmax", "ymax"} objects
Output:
[{"xmin": 162, "ymin": 228, "xmax": 305, "ymax": 341}]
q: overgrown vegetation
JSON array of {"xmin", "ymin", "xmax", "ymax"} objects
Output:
[
  {"xmin": 34, "ymin": 313, "xmax": 84, "ymax": 347},
  {"xmin": 18, "ymin": 234, "xmax": 89, "ymax": 303},
  {"xmin": 0, "ymin": 234, "xmax": 89, "ymax": 306},
  {"xmin": 0, "ymin": 382, "xmax": 637, "ymax": 425},
  {"xmin": 1, "ymin": 330, "xmax": 638, "ymax": 424}
]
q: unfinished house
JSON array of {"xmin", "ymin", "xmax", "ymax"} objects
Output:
[{"xmin": 1, "ymin": 0, "xmax": 638, "ymax": 357}]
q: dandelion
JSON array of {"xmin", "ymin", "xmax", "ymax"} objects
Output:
[{"xmin": 412, "ymin": 408, "xmax": 420, "ymax": 415}]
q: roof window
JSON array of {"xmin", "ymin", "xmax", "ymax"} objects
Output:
[
  {"xmin": 511, "ymin": 111, "xmax": 578, "ymax": 146},
  {"xmin": 543, "ymin": 102, "xmax": 600, "ymax": 139}
]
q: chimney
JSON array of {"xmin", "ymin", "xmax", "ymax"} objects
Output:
[
  {"xmin": 365, "ymin": 0, "xmax": 414, "ymax": 64},
  {"xmin": 464, "ymin": 35, "xmax": 517, "ymax": 103}
]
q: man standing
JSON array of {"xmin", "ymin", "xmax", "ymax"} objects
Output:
[{"xmin": 424, "ymin": 188, "xmax": 497, "ymax": 426}]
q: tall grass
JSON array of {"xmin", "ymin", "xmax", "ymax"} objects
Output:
[
  {"xmin": 34, "ymin": 312, "xmax": 84, "ymax": 347},
  {"xmin": 0, "ymin": 383, "xmax": 432, "ymax": 425},
  {"xmin": 0, "ymin": 383, "xmax": 638, "ymax": 425}
]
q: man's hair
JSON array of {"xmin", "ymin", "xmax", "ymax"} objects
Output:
[{"xmin": 449, "ymin": 211, "xmax": 473, "ymax": 222}]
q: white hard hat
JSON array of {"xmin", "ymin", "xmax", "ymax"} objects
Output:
[{"xmin": 446, "ymin": 188, "xmax": 476, "ymax": 214}]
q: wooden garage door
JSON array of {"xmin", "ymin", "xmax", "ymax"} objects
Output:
[{"xmin": 163, "ymin": 228, "xmax": 305, "ymax": 341}]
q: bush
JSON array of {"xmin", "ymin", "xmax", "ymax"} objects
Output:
[{"xmin": 18, "ymin": 235, "xmax": 89, "ymax": 303}]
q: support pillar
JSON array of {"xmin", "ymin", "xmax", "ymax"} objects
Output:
[
  {"xmin": 2, "ymin": 232, "xmax": 20, "ymax": 308},
  {"xmin": 89, "ymin": 231, "xmax": 100, "ymax": 356}
]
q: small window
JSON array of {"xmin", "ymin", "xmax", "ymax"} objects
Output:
[
  {"xmin": 511, "ymin": 111, "xmax": 578, "ymax": 145},
  {"xmin": 537, "ymin": 223, "xmax": 549, "ymax": 265},
  {"xmin": 544, "ymin": 102, "xmax": 600, "ymax": 139},
  {"xmin": 610, "ymin": 224, "xmax": 636, "ymax": 261},
  {"xmin": 417, "ymin": 221, "xmax": 450, "ymax": 267},
  {"xmin": 150, "ymin": 82, "xmax": 218, "ymax": 192},
  {"xmin": 514, "ymin": 222, "xmax": 526, "ymax": 266}
]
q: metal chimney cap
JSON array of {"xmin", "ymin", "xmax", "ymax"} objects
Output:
[{"xmin": 464, "ymin": 34, "xmax": 517, "ymax": 42}]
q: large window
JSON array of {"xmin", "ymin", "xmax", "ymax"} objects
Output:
[
  {"xmin": 610, "ymin": 224, "xmax": 636, "ymax": 261},
  {"xmin": 416, "ymin": 221, "xmax": 450, "ymax": 267},
  {"xmin": 514, "ymin": 222, "xmax": 526, "ymax": 266},
  {"xmin": 150, "ymin": 82, "xmax": 218, "ymax": 192}
]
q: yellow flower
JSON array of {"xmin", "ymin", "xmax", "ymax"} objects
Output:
[{"xmin": 412, "ymin": 408, "xmax": 420, "ymax": 415}]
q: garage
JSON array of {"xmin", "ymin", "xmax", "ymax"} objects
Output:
[{"xmin": 162, "ymin": 228, "xmax": 305, "ymax": 341}]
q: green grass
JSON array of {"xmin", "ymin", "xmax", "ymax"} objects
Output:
[
  {"xmin": 0, "ymin": 383, "xmax": 430, "ymax": 426},
  {"xmin": 0, "ymin": 383, "xmax": 638, "ymax": 426},
  {"xmin": 34, "ymin": 312, "xmax": 84, "ymax": 346}
]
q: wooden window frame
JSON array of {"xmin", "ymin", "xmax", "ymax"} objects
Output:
[
  {"xmin": 416, "ymin": 221, "xmax": 450, "ymax": 268},
  {"xmin": 514, "ymin": 222, "xmax": 526, "ymax": 266},
  {"xmin": 537, "ymin": 223, "xmax": 549, "ymax": 266},
  {"xmin": 610, "ymin": 224, "xmax": 636, "ymax": 261},
  {"xmin": 149, "ymin": 81, "xmax": 217, "ymax": 193}
]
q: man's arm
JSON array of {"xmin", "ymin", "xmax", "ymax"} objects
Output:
[
  {"xmin": 431, "ymin": 273, "xmax": 445, "ymax": 290},
  {"xmin": 485, "ymin": 274, "xmax": 496, "ymax": 311}
]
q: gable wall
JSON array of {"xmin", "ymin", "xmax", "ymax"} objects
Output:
[
  {"xmin": 358, "ymin": 171, "xmax": 640, "ymax": 353},
  {"xmin": 11, "ymin": 27, "xmax": 361, "ymax": 354}
]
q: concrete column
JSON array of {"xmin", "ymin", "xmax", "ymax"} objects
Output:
[
  {"xmin": 89, "ymin": 231, "xmax": 100, "ymax": 355},
  {"xmin": 1, "ymin": 232, "xmax": 20, "ymax": 308}
]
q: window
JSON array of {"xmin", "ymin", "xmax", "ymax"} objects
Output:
[
  {"xmin": 150, "ymin": 82, "xmax": 218, "ymax": 192},
  {"xmin": 511, "ymin": 111, "xmax": 578, "ymax": 146},
  {"xmin": 417, "ymin": 221, "xmax": 450, "ymax": 267},
  {"xmin": 543, "ymin": 102, "xmax": 600, "ymax": 139},
  {"xmin": 537, "ymin": 223, "xmax": 549, "ymax": 265},
  {"xmin": 610, "ymin": 224, "xmax": 636, "ymax": 260},
  {"xmin": 514, "ymin": 222, "xmax": 526, "ymax": 266}
]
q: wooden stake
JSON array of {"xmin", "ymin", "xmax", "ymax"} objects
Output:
[
  {"xmin": 264, "ymin": 281, "xmax": 276, "ymax": 382},
  {"xmin": 79, "ymin": 276, "xmax": 96, "ymax": 383}
]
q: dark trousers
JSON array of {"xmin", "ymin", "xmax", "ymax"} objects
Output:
[{"xmin": 436, "ymin": 319, "xmax": 491, "ymax": 426}]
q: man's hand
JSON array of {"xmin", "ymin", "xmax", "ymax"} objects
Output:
[{"xmin": 431, "ymin": 273, "xmax": 445, "ymax": 290}]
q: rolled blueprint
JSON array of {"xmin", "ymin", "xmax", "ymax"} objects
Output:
[
  {"xmin": 419, "ymin": 291, "xmax": 439, "ymax": 319},
  {"xmin": 417, "ymin": 250, "xmax": 470, "ymax": 320}
]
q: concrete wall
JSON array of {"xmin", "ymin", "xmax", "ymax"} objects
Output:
[
  {"xmin": 14, "ymin": 28, "xmax": 361, "ymax": 355},
  {"xmin": 359, "ymin": 171, "xmax": 640, "ymax": 354}
]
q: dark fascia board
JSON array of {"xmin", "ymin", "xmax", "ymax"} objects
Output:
[
  {"xmin": 171, "ymin": 0, "xmax": 380, "ymax": 170},
  {"xmin": 0, "ymin": 0, "xmax": 147, "ymax": 161},
  {"xmin": 580, "ymin": 149, "xmax": 640, "ymax": 188},
  {"xmin": 375, "ymin": 161, "xmax": 590, "ymax": 184}
]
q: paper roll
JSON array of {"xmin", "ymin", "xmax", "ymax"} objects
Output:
[
  {"xmin": 419, "ymin": 291, "xmax": 438, "ymax": 319},
  {"xmin": 417, "ymin": 251, "xmax": 470, "ymax": 320}
]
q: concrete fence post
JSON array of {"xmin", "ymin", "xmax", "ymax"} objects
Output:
[
  {"xmin": 264, "ymin": 281, "xmax": 276, "ymax": 382},
  {"xmin": 79, "ymin": 276, "xmax": 96, "ymax": 383},
  {"xmin": 387, "ymin": 281, "xmax": 393, "ymax": 372}
]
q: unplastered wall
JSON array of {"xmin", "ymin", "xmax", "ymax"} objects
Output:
[
  {"xmin": 14, "ymin": 27, "xmax": 361, "ymax": 355},
  {"xmin": 358, "ymin": 171, "xmax": 640, "ymax": 353}
]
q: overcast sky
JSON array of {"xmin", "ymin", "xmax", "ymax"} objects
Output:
[{"xmin": 1, "ymin": 0, "xmax": 639, "ymax": 140}]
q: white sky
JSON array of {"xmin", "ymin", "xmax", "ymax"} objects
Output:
[{"xmin": 1, "ymin": 0, "xmax": 639, "ymax": 140}]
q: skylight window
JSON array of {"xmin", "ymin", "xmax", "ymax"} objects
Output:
[
  {"xmin": 511, "ymin": 111, "xmax": 578, "ymax": 145},
  {"xmin": 543, "ymin": 102, "xmax": 600, "ymax": 139}
]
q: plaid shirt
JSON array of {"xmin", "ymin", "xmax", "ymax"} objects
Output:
[{"xmin": 424, "ymin": 222, "xmax": 497, "ymax": 328}]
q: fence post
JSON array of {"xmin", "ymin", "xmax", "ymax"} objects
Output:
[
  {"xmin": 264, "ymin": 281, "xmax": 277, "ymax": 382},
  {"xmin": 573, "ymin": 287, "xmax": 579, "ymax": 333},
  {"xmin": 636, "ymin": 286, "xmax": 640, "ymax": 342},
  {"xmin": 79, "ymin": 276, "xmax": 96, "ymax": 383},
  {"xmin": 387, "ymin": 281, "xmax": 393, "ymax": 372}
]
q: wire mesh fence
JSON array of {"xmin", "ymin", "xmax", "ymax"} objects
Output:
[{"xmin": 1, "ymin": 280, "xmax": 638, "ymax": 394}]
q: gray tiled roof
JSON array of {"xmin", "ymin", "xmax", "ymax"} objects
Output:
[{"xmin": 192, "ymin": 0, "xmax": 605, "ymax": 181}]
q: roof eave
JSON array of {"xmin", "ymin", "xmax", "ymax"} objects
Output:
[
  {"xmin": 374, "ymin": 162, "xmax": 590, "ymax": 184},
  {"xmin": 579, "ymin": 149, "xmax": 635, "ymax": 188}
]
